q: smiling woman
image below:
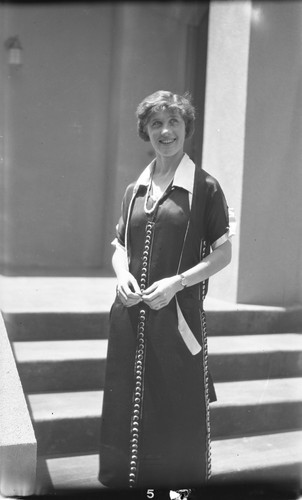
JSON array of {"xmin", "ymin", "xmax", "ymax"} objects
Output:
[
  {"xmin": 147, "ymin": 110, "xmax": 185, "ymax": 160},
  {"xmin": 144, "ymin": 109, "xmax": 187, "ymax": 212},
  {"xmin": 98, "ymin": 90, "xmax": 233, "ymax": 494},
  {"xmin": 139, "ymin": 91, "xmax": 195, "ymax": 208}
]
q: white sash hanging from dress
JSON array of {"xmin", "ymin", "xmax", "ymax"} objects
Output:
[
  {"xmin": 173, "ymin": 156, "xmax": 202, "ymax": 355},
  {"xmin": 176, "ymin": 297, "xmax": 202, "ymax": 355}
]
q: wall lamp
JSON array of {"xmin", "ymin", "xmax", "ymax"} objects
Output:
[{"xmin": 5, "ymin": 36, "xmax": 23, "ymax": 66}]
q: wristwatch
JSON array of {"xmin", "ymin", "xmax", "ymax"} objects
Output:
[{"xmin": 180, "ymin": 273, "xmax": 188, "ymax": 289}]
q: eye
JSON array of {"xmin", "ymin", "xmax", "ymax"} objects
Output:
[
  {"xmin": 170, "ymin": 117, "xmax": 179, "ymax": 125},
  {"xmin": 150, "ymin": 120, "xmax": 162, "ymax": 128}
]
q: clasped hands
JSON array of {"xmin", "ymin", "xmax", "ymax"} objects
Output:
[{"xmin": 117, "ymin": 271, "xmax": 182, "ymax": 310}]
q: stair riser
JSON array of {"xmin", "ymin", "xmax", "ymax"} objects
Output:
[
  {"xmin": 34, "ymin": 418, "xmax": 101, "ymax": 457},
  {"xmin": 209, "ymin": 351, "xmax": 302, "ymax": 382},
  {"xmin": 16, "ymin": 350, "xmax": 302, "ymax": 393},
  {"xmin": 211, "ymin": 470, "xmax": 302, "ymax": 500},
  {"xmin": 32, "ymin": 402, "xmax": 302, "ymax": 456},
  {"xmin": 210, "ymin": 401, "xmax": 302, "ymax": 439},
  {"xmin": 5, "ymin": 308, "xmax": 302, "ymax": 341},
  {"xmin": 18, "ymin": 360, "xmax": 106, "ymax": 393},
  {"xmin": 3, "ymin": 313, "xmax": 109, "ymax": 341},
  {"xmin": 207, "ymin": 309, "xmax": 302, "ymax": 336}
]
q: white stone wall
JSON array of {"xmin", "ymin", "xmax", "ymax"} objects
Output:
[{"xmin": 0, "ymin": 314, "xmax": 36, "ymax": 496}]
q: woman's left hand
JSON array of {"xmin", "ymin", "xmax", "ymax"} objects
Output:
[{"xmin": 141, "ymin": 276, "xmax": 181, "ymax": 310}]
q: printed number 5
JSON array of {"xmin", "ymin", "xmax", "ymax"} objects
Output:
[{"xmin": 147, "ymin": 489, "xmax": 155, "ymax": 498}]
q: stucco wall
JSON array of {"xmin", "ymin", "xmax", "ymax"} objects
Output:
[
  {"xmin": 0, "ymin": 2, "xmax": 205, "ymax": 274},
  {"xmin": 1, "ymin": 3, "xmax": 113, "ymax": 273}
]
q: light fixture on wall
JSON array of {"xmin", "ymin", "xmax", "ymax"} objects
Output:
[{"xmin": 5, "ymin": 36, "xmax": 23, "ymax": 66}]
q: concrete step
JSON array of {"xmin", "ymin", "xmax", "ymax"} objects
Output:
[
  {"xmin": 208, "ymin": 333, "xmax": 302, "ymax": 382},
  {"xmin": 29, "ymin": 390, "xmax": 104, "ymax": 456},
  {"xmin": 13, "ymin": 339, "xmax": 108, "ymax": 392},
  {"xmin": 4, "ymin": 308, "xmax": 302, "ymax": 341},
  {"xmin": 28, "ymin": 378, "xmax": 302, "ymax": 456},
  {"xmin": 3, "ymin": 312, "xmax": 109, "ymax": 341},
  {"xmin": 211, "ymin": 429, "xmax": 302, "ymax": 485},
  {"xmin": 2, "ymin": 277, "xmax": 301, "ymax": 340},
  {"xmin": 35, "ymin": 430, "xmax": 302, "ymax": 495},
  {"xmin": 13, "ymin": 334, "xmax": 302, "ymax": 393},
  {"xmin": 212, "ymin": 377, "xmax": 302, "ymax": 439}
]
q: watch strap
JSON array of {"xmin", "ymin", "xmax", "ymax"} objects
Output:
[{"xmin": 180, "ymin": 273, "xmax": 188, "ymax": 288}]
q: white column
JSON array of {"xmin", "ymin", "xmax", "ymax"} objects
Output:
[{"xmin": 201, "ymin": 1, "xmax": 252, "ymax": 303}]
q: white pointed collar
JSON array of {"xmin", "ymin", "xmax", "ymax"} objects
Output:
[{"xmin": 134, "ymin": 153, "xmax": 195, "ymax": 194}]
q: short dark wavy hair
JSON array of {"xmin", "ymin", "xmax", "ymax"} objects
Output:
[{"xmin": 136, "ymin": 90, "xmax": 195, "ymax": 142}]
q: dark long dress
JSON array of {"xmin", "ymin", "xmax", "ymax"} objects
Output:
[{"xmin": 99, "ymin": 155, "xmax": 229, "ymax": 490}]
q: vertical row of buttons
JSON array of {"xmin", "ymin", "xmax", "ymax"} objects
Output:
[
  {"xmin": 128, "ymin": 221, "xmax": 154, "ymax": 488},
  {"xmin": 200, "ymin": 239, "xmax": 211, "ymax": 480},
  {"xmin": 200, "ymin": 310, "xmax": 212, "ymax": 480},
  {"xmin": 200, "ymin": 240, "xmax": 207, "ymax": 302}
]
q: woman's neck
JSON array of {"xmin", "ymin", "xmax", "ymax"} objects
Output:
[{"xmin": 153, "ymin": 151, "xmax": 185, "ymax": 180}]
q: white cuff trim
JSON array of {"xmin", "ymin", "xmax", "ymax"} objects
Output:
[
  {"xmin": 211, "ymin": 207, "xmax": 236, "ymax": 250},
  {"xmin": 228, "ymin": 207, "xmax": 237, "ymax": 238},
  {"xmin": 211, "ymin": 232, "xmax": 229, "ymax": 250}
]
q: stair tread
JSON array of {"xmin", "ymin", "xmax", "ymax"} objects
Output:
[
  {"xmin": 41, "ymin": 430, "xmax": 302, "ymax": 490},
  {"xmin": 2, "ymin": 275, "xmax": 290, "ymax": 313},
  {"xmin": 209, "ymin": 333, "xmax": 302, "ymax": 353},
  {"xmin": 13, "ymin": 333, "xmax": 302, "ymax": 363},
  {"xmin": 211, "ymin": 429, "xmax": 302, "ymax": 476},
  {"xmin": 213, "ymin": 377, "xmax": 302, "ymax": 406},
  {"xmin": 13, "ymin": 339, "xmax": 108, "ymax": 362},
  {"xmin": 0, "ymin": 277, "xmax": 117, "ymax": 313},
  {"xmin": 28, "ymin": 390, "xmax": 104, "ymax": 421},
  {"xmin": 28, "ymin": 377, "xmax": 302, "ymax": 422},
  {"xmin": 44, "ymin": 454, "xmax": 103, "ymax": 490}
]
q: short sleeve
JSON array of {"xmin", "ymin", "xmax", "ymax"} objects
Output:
[
  {"xmin": 111, "ymin": 183, "xmax": 135, "ymax": 250},
  {"xmin": 205, "ymin": 180, "xmax": 230, "ymax": 249}
]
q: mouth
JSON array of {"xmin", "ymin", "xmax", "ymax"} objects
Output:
[{"xmin": 159, "ymin": 138, "xmax": 176, "ymax": 145}]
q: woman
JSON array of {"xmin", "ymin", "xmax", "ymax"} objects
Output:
[{"xmin": 99, "ymin": 90, "xmax": 233, "ymax": 492}]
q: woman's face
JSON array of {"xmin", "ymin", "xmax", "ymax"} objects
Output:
[{"xmin": 146, "ymin": 109, "xmax": 186, "ymax": 159}]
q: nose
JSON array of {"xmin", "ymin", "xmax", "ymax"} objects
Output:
[{"xmin": 161, "ymin": 123, "xmax": 171, "ymax": 135}]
